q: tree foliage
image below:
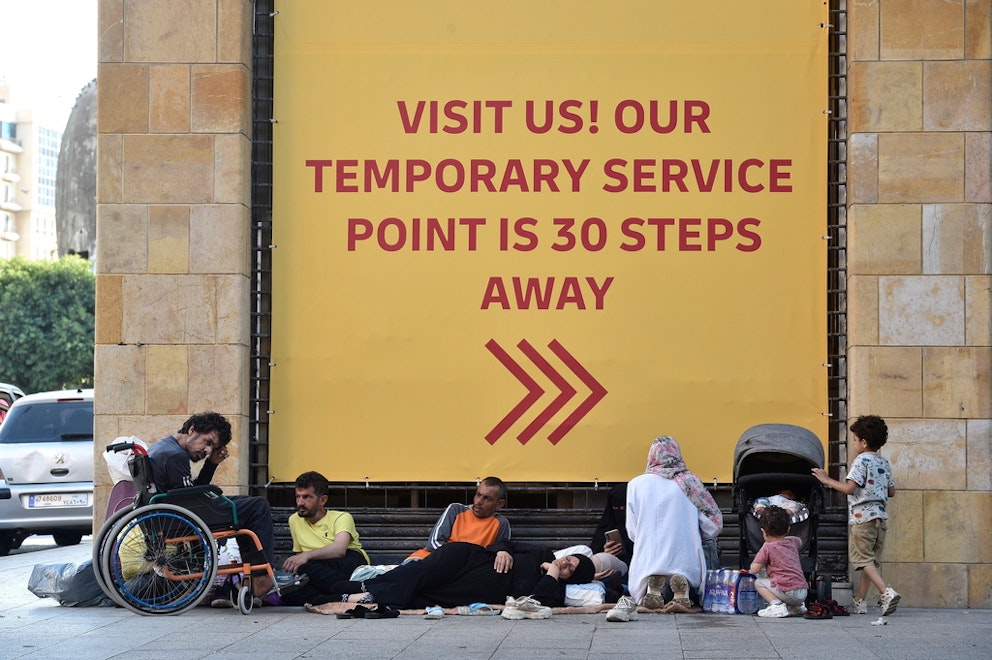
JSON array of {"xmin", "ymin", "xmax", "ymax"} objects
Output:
[{"xmin": 0, "ymin": 256, "xmax": 95, "ymax": 393}]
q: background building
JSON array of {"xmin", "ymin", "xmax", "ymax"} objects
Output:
[{"xmin": 0, "ymin": 82, "xmax": 62, "ymax": 260}]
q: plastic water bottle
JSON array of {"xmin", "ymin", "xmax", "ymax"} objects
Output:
[
  {"xmin": 723, "ymin": 569, "xmax": 737, "ymax": 613},
  {"xmin": 735, "ymin": 570, "xmax": 761, "ymax": 615}
]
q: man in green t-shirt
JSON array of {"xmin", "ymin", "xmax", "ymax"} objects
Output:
[{"xmin": 280, "ymin": 471, "xmax": 370, "ymax": 605}]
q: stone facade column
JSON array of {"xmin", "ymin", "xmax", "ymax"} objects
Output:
[
  {"xmin": 94, "ymin": 0, "xmax": 254, "ymax": 523},
  {"xmin": 847, "ymin": 0, "xmax": 992, "ymax": 607}
]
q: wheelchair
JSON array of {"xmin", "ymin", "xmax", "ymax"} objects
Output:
[{"xmin": 93, "ymin": 441, "xmax": 276, "ymax": 615}]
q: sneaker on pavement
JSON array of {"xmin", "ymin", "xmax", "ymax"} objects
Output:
[
  {"xmin": 642, "ymin": 574, "xmax": 668, "ymax": 610},
  {"xmin": 606, "ymin": 595, "xmax": 639, "ymax": 622},
  {"xmin": 501, "ymin": 595, "xmax": 552, "ymax": 620},
  {"xmin": 757, "ymin": 602, "xmax": 790, "ymax": 618},
  {"xmin": 851, "ymin": 598, "xmax": 869, "ymax": 614},
  {"xmin": 879, "ymin": 587, "xmax": 901, "ymax": 616},
  {"xmin": 669, "ymin": 574, "xmax": 692, "ymax": 608},
  {"xmin": 424, "ymin": 605, "xmax": 444, "ymax": 619}
]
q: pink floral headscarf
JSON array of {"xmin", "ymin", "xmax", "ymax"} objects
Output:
[{"xmin": 645, "ymin": 435, "xmax": 723, "ymax": 533}]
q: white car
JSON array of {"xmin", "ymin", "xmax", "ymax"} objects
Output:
[{"xmin": 0, "ymin": 388, "xmax": 93, "ymax": 555}]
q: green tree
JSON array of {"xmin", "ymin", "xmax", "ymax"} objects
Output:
[{"xmin": 0, "ymin": 256, "xmax": 95, "ymax": 393}]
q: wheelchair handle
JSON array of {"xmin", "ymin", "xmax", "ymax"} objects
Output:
[{"xmin": 104, "ymin": 441, "xmax": 149, "ymax": 457}]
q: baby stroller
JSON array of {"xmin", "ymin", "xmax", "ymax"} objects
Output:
[{"xmin": 732, "ymin": 423, "xmax": 826, "ymax": 602}]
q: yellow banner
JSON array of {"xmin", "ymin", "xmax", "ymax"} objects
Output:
[{"xmin": 271, "ymin": 0, "xmax": 829, "ymax": 483}]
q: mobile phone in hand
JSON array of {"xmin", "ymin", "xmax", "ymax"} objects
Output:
[{"xmin": 605, "ymin": 529, "xmax": 622, "ymax": 545}]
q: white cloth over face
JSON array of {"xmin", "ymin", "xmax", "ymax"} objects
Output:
[{"xmin": 625, "ymin": 473, "xmax": 707, "ymax": 602}]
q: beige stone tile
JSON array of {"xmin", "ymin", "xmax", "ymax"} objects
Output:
[
  {"xmin": 214, "ymin": 135, "xmax": 250, "ymax": 205},
  {"xmin": 121, "ymin": 275, "xmax": 217, "ymax": 344},
  {"xmin": 98, "ymin": 0, "xmax": 124, "ymax": 63},
  {"xmin": 923, "ymin": 346, "xmax": 992, "ymax": 417},
  {"xmin": 214, "ymin": 275, "xmax": 250, "ymax": 345},
  {"xmin": 886, "ymin": 419, "xmax": 967, "ymax": 490},
  {"xmin": 124, "ymin": 0, "xmax": 217, "ymax": 63},
  {"xmin": 880, "ymin": 0, "xmax": 965, "ymax": 60},
  {"xmin": 94, "ymin": 344, "xmax": 146, "ymax": 414},
  {"xmin": 848, "ymin": 133, "xmax": 879, "ymax": 204},
  {"xmin": 122, "ymin": 135, "xmax": 214, "ymax": 204},
  {"xmin": 965, "ymin": 0, "xmax": 992, "ymax": 58},
  {"xmin": 95, "ymin": 274, "xmax": 123, "ymax": 344},
  {"xmin": 923, "ymin": 204, "xmax": 992, "ymax": 274},
  {"xmin": 924, "ymin": 61, "xmax": 992, "ymax": 131},
  {"xmin": 924, "ymin": 490, "xmax": 992, "ymax": 564},
  {"xmin": 847, "ymin": 275, "xmax": 879, "ymax": 345},
  {"xmin": 849, "ymin": 62, "xmax": 922, "ymax": 132},
  {"xmin": 96, "ymin": 204, "xmax": 147, "ymax": 273},
  {"xmin": 218, "ymin": 0, "xmax": 252, "ymax": 64},
  {"xmin": 98, "ymin": 63, "xmax": 148, "ymax": 134},
  {"xmin": 97, "ymin": 135, "xmax": 123, "ymax": 204},
  {"xmin": 149, "ymin": 65, "xmax": 190, "ymax": 134},
  {"xmin": 967, "ymin": 419, "xmax": 992, "ymax": 490},
  {"xmin": 849, "ymin": 0, "xmax": 880, "ymax": 62},
  {"xmin": 884, "ymin": 562, "xmax": 968, "ymax": 608},
  {"xmin": 145, "ymin": 344, "xmax": 189, "ymax": 414},
  {"xmin": 848, "ymin": 203, "xmax": 921, "ymax": 275},
  {"xmin": 965, "ymin": 132, "xmax": 992, "ymax": 203},
  {"xmin": 148, "ymin": 205, "xmax": 190, "ymax": 273},
  {"xmin": 191, "ymin": 65, "xmax": 249, "ymax": 133},
  {"xmin": 966, "ymin": 275, "xmax": 992, "ymax": 345},
  {"xmin": 879, "ymin": 276, "xmax": 964, "ymax": 345},
  {"xmin": 190, "ymin": 205, "xmax": 248, "ymax": 274},
  {"xmin": 884, "ymin": 489, "xmax": 923, "ymax": 561},
  {"xmin": 849, "ymin": 346, "xmax": 923, "ymax": 417},
  {"xmin": 968, "ymin": 563, "xmax": 992, "ymax": 609},
  {"xmin": 187, "ymin": 344, "xmax": 248, "ymax": 414},
  {"xmin": 878, "ymin": 133, "xmax": 965, "ymax": 203}
]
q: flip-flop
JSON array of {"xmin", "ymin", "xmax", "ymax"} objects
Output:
[
  {"xmin": 336, "ymin": 604, "xmax": 375, "ymax": 619},
  {"xmin": 457, "ymin": 603, "xmax": 498, "ymax": 616},
  {"xmin": 366, "ymin": 605, "xmax": 400, "ymax": 619},
  {"xmin": 424, "ymin": 605, "xmax": 445, "ymax": 619}
]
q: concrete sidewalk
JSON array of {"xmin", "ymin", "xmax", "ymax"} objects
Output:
[{"xmin": 2, "ymin": 537, "xmax": 990, "ymax": 660}]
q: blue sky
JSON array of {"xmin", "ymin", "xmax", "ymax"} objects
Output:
[{"xmin": 0, "ymin": 0, "xmax": 97, "ymax": 124}]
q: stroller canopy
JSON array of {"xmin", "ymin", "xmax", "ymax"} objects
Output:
[{"xmin": 733, "ymin": 423, "xmax": 825, "ymax": 482}]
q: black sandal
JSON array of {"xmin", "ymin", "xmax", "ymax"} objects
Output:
[
  {"xmin": 336, "ymin": 604, "xmax": 375, "ymax": 619},
  {"xmin": 365, "ymin": 605, "xmax": 400, "ymax": 619}
]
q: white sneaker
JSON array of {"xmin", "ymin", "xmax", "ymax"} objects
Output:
[
  {"xmin": 757, "ymin": 602, "xmax": 790, "ymax": 618},
  {"xmin": 606, "ymin": 595, "xmax": 638, "ymax": 622},
  {"xmin": 501, "ymin": 595, "xmax": 552, "ymax": 620},
  {"xmin": 851, "ymin": 598, "xmax": 869, "ymax": 614},
  {"xmin": 879, "ymin": 587, "xmax": 901, "ymax": 616}
]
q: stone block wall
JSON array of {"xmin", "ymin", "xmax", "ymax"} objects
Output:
[
  {"xmin": 92, "ymin": 0, "xmax": 991, "ymax": 607},
  {"xmin": 94, "ymin": 0, "xmax": 254, "ymax": 518},
  {"xmin": 847, "ymin": 0, "xmax": 992, "ymax": 608}
]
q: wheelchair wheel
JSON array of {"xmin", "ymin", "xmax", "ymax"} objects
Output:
[
  {"xmin": 92, "ymin": 506, "xmax": 136, "ymax": 606},
  {"xmin": 237, "ymin": 582, "xmax": 254, "ymax": 615},
  {"xmin": 101, "ymin": 503, "xmax": 219, "ymax": 615}
]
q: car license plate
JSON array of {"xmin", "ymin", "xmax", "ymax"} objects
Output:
[{"xmin": 28, "ymin": 493, "xmax": 89, "ymax": 508}]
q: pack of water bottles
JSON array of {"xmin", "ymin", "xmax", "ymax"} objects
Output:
[{"xmin": 703, "ymin": 569, "xmax": 761, "ymax": 614}]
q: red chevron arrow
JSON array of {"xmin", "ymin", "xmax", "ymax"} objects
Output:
[{"xmin": 484, "ymin": 338, "xmax": 607, "ymax": 445}]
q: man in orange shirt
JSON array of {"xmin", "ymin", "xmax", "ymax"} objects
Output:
[{"xmin": 405, "ymin": 476, "xmax": 513, "ymax": 573}]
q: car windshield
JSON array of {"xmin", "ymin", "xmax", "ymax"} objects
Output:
[{"xmin": 0, "ymin": 401, "xmax": 93, "ymax": 443}]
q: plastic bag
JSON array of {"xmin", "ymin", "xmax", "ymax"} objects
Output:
[
  {"xmin": 27, "ymin": 560, "xmax": 115, "ymax": 607},
  {"xmin": 103, "ymin": 436, "xmax": 148, "ymax": 484},
  {"xmin": 565, "ymin": 580, "xmax": 606, "ymax": 607}
]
